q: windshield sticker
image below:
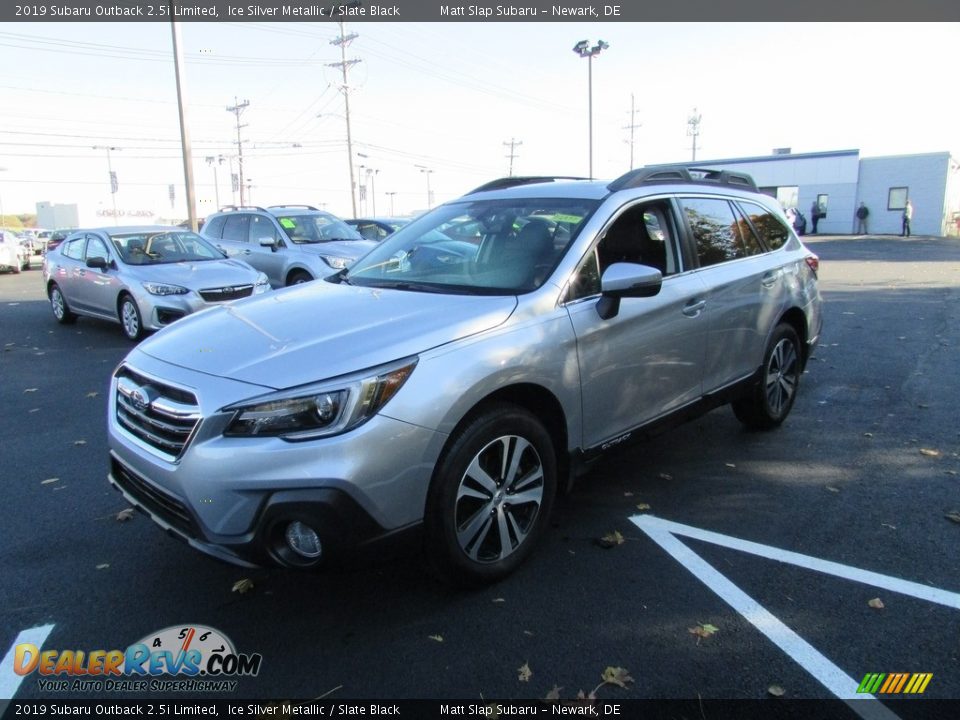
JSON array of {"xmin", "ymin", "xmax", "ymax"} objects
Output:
[{"xmin": 279, "ymin": 218, "xmax": 297, "ymax": 229}]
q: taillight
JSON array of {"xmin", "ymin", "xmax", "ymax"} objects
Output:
[{"xmin": 805, "ymin": 255, "xmax": 819, "ymax": 274}]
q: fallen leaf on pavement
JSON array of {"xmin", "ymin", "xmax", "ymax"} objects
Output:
[
  {"xmin": 768, "ymin": 684, "xmax": 786, "ymax": 697},
  {"xmin": 635, "ymin": 503, "xmax": 651, "ymax": 511},
  {"xmin": 725, "ymin": 463, "xmax": 737, "ymax": 468},
  {"xmin": 96, "ymin": 563, "xmax": 109, "ymax": 570},
  {"xmin": 86, "ymin": 392, "xmax": 99, "ymax": 398},
  {"xmin": 826, "ymin": 486, "xmax": 840, "ymax": 493},
  {"xmin": 116, "ymin": 509, "xmax": 135, "ymax": 522},
  {"xmin": 658, "ymin": 473, "xmax": 673, "ymax": 481},
  {"xmin": 428, "ymin": 634, "xmax": 444, "ymax": 642},
  {"xmin": 24, "ymin": 388, "xmax": 38, "ymax": 393},
  {"xmin": 232, "ymin": 578, "xmax": 254, "ymax": 594},
  {"xmin": 518, "ymin": 662, "xmax": 532, "ymax": 682},
  {"xmin": 945, "ymin": 511, "xmax": 960, "ymax": 524},
  {"xmin": 920, "ymin": 448, "xmax": 941, "ymax": 457},
  {"xmin": 689, "ymin": 623, "xmax": 719, "ymax": 639},
  {"xmin": 596, "ymin": 531, "xmax": 625, "ymax": 548},
  {"xmin": 544, "ymin": 686, "xmax": 562, "ymax": 701},
  {"xmin": 868, "ymin": 598, "xmax": 885, "ymax": 609},
  {"xmin": 601, "ymin": 666, "xmax": 634, "ymax": 688},
  {"xmin": 41, "ymin": 478, "xmax": 59, "ymax": 485},
  {"xmin": 863, "ymin": 432, "xmax": 874, "ymax": 438},
  {"xmin": 73, "ymin": 440, "xmax": 87, "ymax": 446}
]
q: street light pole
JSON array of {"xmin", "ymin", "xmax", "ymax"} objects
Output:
[
  {"xmin": 205, "ymin": 156, "xmax": 222, "ymax": 209},
  {"xmin": 386, "ymin": 191, "xmax": 397, "ymax": 216},
  {"xmin": 573, "ymin": 39, "xmax": 609, "ymax": 179},
  {"xmin": 415, "ymin": 165, "xmax": 433, "ymax": 208},
  {"xmin": 92, "ymin": 145, "xmax": 120, "ymax": 225}
]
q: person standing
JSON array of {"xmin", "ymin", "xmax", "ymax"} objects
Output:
[
  {"xmin": 810, "ymin": 199, "xmax": 820, "ymax": 233},
  {"xmin": 902, "ymin": 199, "xmax": 913, "ymax": 237},
  {"xmin": 855, "ymin": 202, "xmax": 870, "ymax": 234}
]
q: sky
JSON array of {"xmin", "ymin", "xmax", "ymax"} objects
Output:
[{"xmin": 0, "ymin": 21, "xmax": 958, "ymax": 225}]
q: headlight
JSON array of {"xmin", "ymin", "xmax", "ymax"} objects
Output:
[
  {"xmin": 224, "ymin": 358, "xmax": 417, "ymax": 440},
  {"xmin": 253, "ymin": 272, "xmax": 270, "ymax": 294},
  {"xmin": 143, "ymin": 282, "xmax": 189, "ymax": 296},
  {"xmin": 320, "ymin": 255, "xmax": 350, "ymax": 270}
]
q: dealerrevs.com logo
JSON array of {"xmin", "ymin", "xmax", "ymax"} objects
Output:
[{"xmin": 14, "ymin": 625, "xmax": 262, "ymax": 693}]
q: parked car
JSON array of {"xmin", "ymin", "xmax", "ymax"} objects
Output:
[
  {"xmin": 43, "ymin": 226, "xmax": 270, "ymax": 340},
  {"xmin": 45, "ymin": 229, "xmax": 73, "ymax": 254},
  {"xmin": 345, "ymin": 217, "xmax": 410, "ymax": 241},
  {"xmin": 201, "ymin": 205, "xmax": 376, "ymax": 287},
  {"xmin": 107, "ymin": 167, "xmax": 822, "ymax": 585},
  {"xmin": 0, "ymin": 230, "xmax": 30, "ymax": 273}
]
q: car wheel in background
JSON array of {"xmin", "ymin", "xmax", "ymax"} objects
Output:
[
  {"xmin": 49, "ymin": 283, "xmax": 77, "ymax": 324},
  {"xmin": 424, "ymin": 403, "xmax": 557, "ymax": 587},
  {"xmin": 119, "ymin": 294, "xmax": 144, "ymax": 341},
  {"xmin": 733, "ymin": 322, "xmax": 802, "ymax": 429},
  {"xmin": 288, "ymin": 271, "xmax": 312, "ymax": 286}
]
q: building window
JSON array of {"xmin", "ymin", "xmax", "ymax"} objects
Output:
[{"xmin": 888, "ymin": 187, "xmax": 909, "ymax": 210}]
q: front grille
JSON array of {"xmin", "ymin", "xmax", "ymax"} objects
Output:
[
  {"xmin": 199, "ymin": 284, "xmax": 254, "ymax": 302},
  {"xmin": 115, "ymin": 366, "xmax": 201, "ymax": 459},
  {"xmin": 111, "ymin": 457, "xmax": 199, "ymax": 538}
]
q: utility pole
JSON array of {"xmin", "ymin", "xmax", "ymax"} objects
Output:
[
  {"xmin": 386, "ymin": 191, "xmax": 397, "ymax": 216},
  {"xmin": 503, "ymin": 138, "xmax": 523, "ymax": 176},
  {"xmin": 623, "ymin": 93, "xmax": 642, "ymax": 170},
  {"xmin": 171, "ymin": 21, "xmax": 197, "ymax": 230},
  {"xmin": 329, "ymin": 21, "xmax": 361, "ymax": 219},
  {"xmin": 226, "ymin": 97, "xmax": 250, "ymax": 205},
  {"xmin": 687, "ymin": 107, "xmax": 702, "ymax": 162},
  {"xmin": 205, "ymin": 156, "xmax": 223, "ymax": 208}
]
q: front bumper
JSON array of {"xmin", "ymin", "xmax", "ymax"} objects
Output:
[{"xmin": 107, "ymin": 359, "xmax": 446, "ymax": 568}]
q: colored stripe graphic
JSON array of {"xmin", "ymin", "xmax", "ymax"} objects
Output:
[{"xmin": 859, "ymin": 673, "xmax": 932, "ymax": 694}]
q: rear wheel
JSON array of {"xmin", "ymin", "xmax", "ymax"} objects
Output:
[
  {"xmin": 49, "ymin": 283, "xmax": 77, "ymax": 324},
  {"xmin": 733, "ymin": 323, "xmax": 802, "ymax": 429},
  {"xmin": 424, "ymin": 403, "xmax": 557, "ymax": 587},
  {"xmin": 119, "ymin": 294, "xmax": 144, "ymax": 341}
]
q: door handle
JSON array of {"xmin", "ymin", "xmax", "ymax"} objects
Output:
[
  {"xmin": 242, "ymin": 249, "xmax": 252, "ymax": 255},
  {"xmin": 761, "ymin": 271, "xmax": 780, "ymax": 288},
  {"xmin": 682, "ymin": 299, "xmax": 706, "ymax": 317}
]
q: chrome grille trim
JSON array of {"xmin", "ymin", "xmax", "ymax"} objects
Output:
[
  {"xmin": 199, "ymin": 284, "xmax": 254, "ymax": 302},
  {"xmin": 114, "ymin": 366, "xmax": 201, "ymax": 460}
]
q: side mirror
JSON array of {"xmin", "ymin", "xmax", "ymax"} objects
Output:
[
  {"xmin": 86, "ymin": 256, "xmax": 109, "ymax": 271},
  {"xmin": 259, "ymin": 237, "xmax": 278, "ymax": 250},
  {"xmin": 596, "ymin": 262, "xmax": 663, "ymax": 320}
]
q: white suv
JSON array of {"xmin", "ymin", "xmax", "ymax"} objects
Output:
[{"xmin": 107, "ymin": 167, "xmax": 822, "ymax": 586}]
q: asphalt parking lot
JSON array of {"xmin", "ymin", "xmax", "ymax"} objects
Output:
[{"xmin": 1, "ymin": 236, "xmax": 958, "ymax": 714}]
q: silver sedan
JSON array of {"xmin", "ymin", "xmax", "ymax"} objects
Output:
[{"xmin": 42, "ymin": 225, "xmax": 270, "ymax": 340}]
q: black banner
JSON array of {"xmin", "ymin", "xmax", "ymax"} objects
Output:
[
  {"xmin": 3, "ymin": 0, "xmax": 960, "ymax": 22},
  {"xmin": 1, "ymin": 699, "xmax": 957, "ymax": 720}
]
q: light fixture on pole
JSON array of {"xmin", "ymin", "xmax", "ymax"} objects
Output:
[
  {"xmin": 92, "ymin": 145, "xmax": 121, "ymax": 224},
  {"xmin": 205, "ymin": 156, "xmax": 223, "ymax": 209},
  {"xmin": 358, "ymin": 153, "xmax": 379, "ymax": 216},
  {"xmin": 572, "ymin": 39, "xmax": 609, "ymax": 178},
  {"xmin": 415, "ymin": 164, "xmax": 433, "ymax": 208}
]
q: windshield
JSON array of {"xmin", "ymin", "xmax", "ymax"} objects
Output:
[
  {"xmin": 277, "ymin": 213, "xmax": 363, "ymax": 244},
  {"xmin": 343, "ymin": 198, "xmax": 598, "ymax": 295},
  {"xmin": 111, "ymin": 231, "xmax": 225, "ymax": 265}
]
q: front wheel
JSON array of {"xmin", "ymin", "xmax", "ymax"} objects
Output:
[
  {"xmin": 733, "ymin": 323, "xmax": 802, "ymax": 429},
  {"xmin": 288, "ymin": 271, "xmax": 313, "ymax": 286},
  {"xmin": 119, "ymin": 294, "xmax": 144, "ymax": 341},
  {"xmin": 424, "ymin": 403, "xmax": 557, "ymax": 587}
]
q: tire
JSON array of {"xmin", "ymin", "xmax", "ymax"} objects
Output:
[
  {"xmin": 423, "ymin": 403, "xmax": 557, "ymax": 587},
  {"xmin": 119, "ymin": 294, "xmax": 144, "ymax": 341},
  {"xmin": 288, "ymin": 271, "xmax": 312, "ymax": 286},
  {"xmin": 49, "ymin": 283, "xmax": 77, "ymax": 324},
  {"xmin": 733, "ymin": 323, "xmax": 802, "ymax": 430}
]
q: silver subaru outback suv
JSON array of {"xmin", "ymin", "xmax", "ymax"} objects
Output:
[{"xmin": 107, "ymin": 167, "xmax": 822, "ymax": 586}]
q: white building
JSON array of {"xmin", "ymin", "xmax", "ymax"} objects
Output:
[
  {"xmin": 658, "ymin": 150, "xmax": 960, "ymax": 236},
  {"xmin": 36, "ymin": 201, "xmax": 79, "ymax": 230}
]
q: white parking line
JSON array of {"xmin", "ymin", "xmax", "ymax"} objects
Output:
[
  {"xmin": 634, "ymin": 514, "xmax": 960, "ymax": 608},
  {"xmin": 636, "ymin": 521, "xmax": 899, "ymax": 720},
  {"xmin": 0, "ymin": 624, "xmax": 55, "ymax": 700}
]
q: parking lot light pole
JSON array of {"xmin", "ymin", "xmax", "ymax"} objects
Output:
[
  {"xmin": 92, "ymin": 145, "xmax": 120, "ymax": 225},
  {"xmin": 572, "ymin": 39, "xmax": 609, "ymax": 179},
  {"xmin": 205, "ymin": 156, "xmax": 223, "ymax": 209},
  {"xmin": 415, "ymin": 165, "xmax": 433, "ymax": 208}
]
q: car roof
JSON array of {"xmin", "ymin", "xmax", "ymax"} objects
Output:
[{"xmin": 71, "ymin": 225, "xmax": 190, "ymax": 236}]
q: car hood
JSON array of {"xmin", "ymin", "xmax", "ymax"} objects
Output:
[
  {"xmin": 138, "ymin": 280, "xmax": 518, "ymax": 390},
  {"xmin": 128, "ymin": 259, "xmax": 259, "ymax": 288},
  {"xmin": 297, "ymin": 239, "xmax": 377, "ymax": 260}
]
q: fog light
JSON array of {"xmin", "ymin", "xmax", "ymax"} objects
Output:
[{"xmin": 285, "ymin": 521, "xmax": 322, "ymax": 559}]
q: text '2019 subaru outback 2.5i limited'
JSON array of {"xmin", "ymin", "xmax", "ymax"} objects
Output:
[{"xmin": 107, "ymin": 166, "xmax": 822, "ymax": 586}]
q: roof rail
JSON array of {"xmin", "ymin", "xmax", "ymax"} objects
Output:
[
  {"xmin": 268, "ymin": 204, "xmax": 319, "ymax": 211},
  {"xmin": 607, "ymin": 165, "xmax": 758, "ymax": 193},
  {"xmin": 218, "ymin": 205, "xmax": 268, "ymax": 212},
  {"xmin": 468, "ymin": 176, "xmax": 588, "ymax": 195}
]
